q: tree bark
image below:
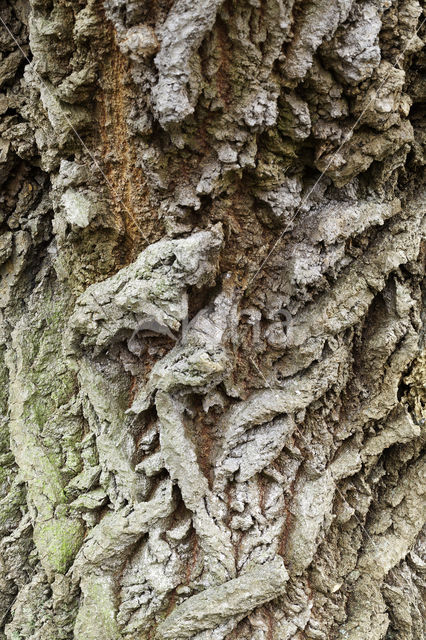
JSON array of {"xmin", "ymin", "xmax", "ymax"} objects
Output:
[{"xmin": 0, "ymin": 1, "xmax": 425, "ymax": 639}]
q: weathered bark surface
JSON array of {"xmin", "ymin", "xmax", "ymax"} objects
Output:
[{"xmin": 0, "ymin": 1, "xmax": 425, "ymax": 639}]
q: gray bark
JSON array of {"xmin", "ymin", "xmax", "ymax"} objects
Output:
[{"xmin": 0, "ymin": 1, "xmax": 425, "ymax": 639}]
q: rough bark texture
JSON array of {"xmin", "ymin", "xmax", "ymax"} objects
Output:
[{"xmin": 0, "ymin": 1, "xmax": 425, "ymax": 639}]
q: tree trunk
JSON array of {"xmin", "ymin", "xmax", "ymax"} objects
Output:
[{"xmin": 0, "ymin": 1, "xmax": 425, "ymax": 639}]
